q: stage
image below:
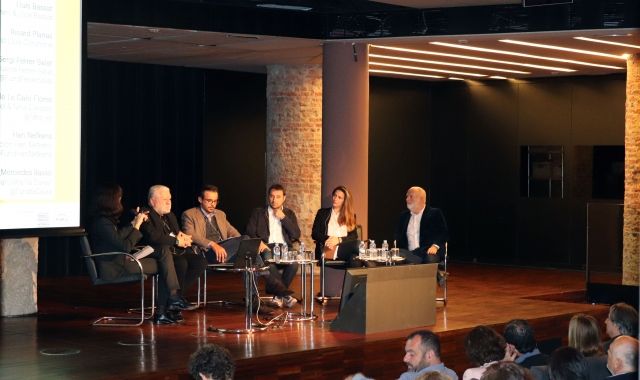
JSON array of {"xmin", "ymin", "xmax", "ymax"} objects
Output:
[{"xmin": 1, "ymin": 263, "xmax": 610, "ymax": 380}]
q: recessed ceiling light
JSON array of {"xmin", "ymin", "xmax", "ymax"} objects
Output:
[
  {"xmin": 574, "ymin": 36, "xmax": 640, "ymax": 50},
  {"xmin": 499, "ymin": 39, "xmax": 628, "ymax": 59},
  {"xmin": 489, "ymin": 76, "xmax": 507, "ymax": 79},
  {"xmin": 430, "ymin": 42, "xmax": 625, "ymax": 70},
  {"xmin": 256, "ymin": 3, "xmax": 312, "ymax": 11},
  {"xmin": 370, "ymin": 45, "xmax": 576, "ymax": 72},
  {"xmin": 369, "ymin": 53, "xmax": 530, "ymax": 74},
  {"xmin": 370, "ymin": 61, "xmax": 486, "ymax": 77},
  {"xmin": 448, "ymin": 77, "xmax": 466, "ymax": 81},
  {"xmin": 369, "ymin": 69, "xmax": 444, "ymax": 79}
]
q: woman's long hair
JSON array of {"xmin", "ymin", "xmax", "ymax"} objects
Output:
[
  {"xmin": 333, "ymin": 185, "xmax": 356, "ymax": 231},
  {"xmin": 91, "ymin": 183, "xmax": 124, "ymax": 220},
  {"xmin": 568, "ymin": 314, "xmax": 603, "ymax": 357}
]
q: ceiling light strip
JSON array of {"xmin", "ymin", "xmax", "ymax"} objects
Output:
[
  {"xmin": 574, "ymin": 37, "xmax": 640, "ymax": 50},
  {"xmin": 370, "ymin": 61, "xmax": 486, "ymax": 77},
  {"xmin": 499, "ymin": 39, "xmax": 627, "ymax": 59},
  {"xmin": 370, "ymin": 45, "xmax": 576, "ymax": 72},
  {"xmin": 369, "ymin": 53, "xmax": 530, "ymax": 74},
  {"xmin": 369, "ymin": 69, "xmax": 444, "ymax": 79},
  {"xmin": 430, "ymin": 42, "xmax": 624, "ymax": 70}
]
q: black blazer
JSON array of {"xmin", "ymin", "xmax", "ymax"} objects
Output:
[
  {"xmin": 311, "ymin": 207, "xmax": 358, "ymax": 260},
  {"xmin": 245, "ymin": 207, "xmax": 301, "ymax": 246},
  {"xmin": 394, "ymin": 206, "xmax": 448, "ymax": 255},
  {"xmin": 88, "ymin": 216, "xmax": 142, "ymax": 260},
  {"xmin": 139, "ymin": 209, "xmax": 181, "ymax": 250}
]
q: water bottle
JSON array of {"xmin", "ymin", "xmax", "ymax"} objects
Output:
[
  {"xmin": 273, "ymin": 243, "xmax": 281, "ymax": 263},
  {"xmin": 382, "ymin": 240, "xmax": 389, "ymax": 261},
  {"xmin": 282, "ymin": 242, "xmax": 289, "ymax": 261},
  {"xmin": 369, "ymin": 239, "xmax": 376, "ymax": 258},
  {"xmin": 358, "ymin": 240, "xmax": 366, "ymax": 259},
  {"xmin": 299, "ymin": 241, "xmax": 306, "ymax": 260}
]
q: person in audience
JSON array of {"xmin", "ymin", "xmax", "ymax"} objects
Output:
[
  {"xmin": 182, "ymin": 185, "xmax": 292, "ymax": 304},
  {"xmin": 606, "ymin": 336, "xmax": 639, "ymax": 380},
  {"xmin": 481, "ymin": 361, "xmax": 534, "ymax": 380},
  {"xmin": 503, "ymin": 319, "xmax": 550, "ymax": 368},
  {"xmin": 547, "ymin": 347, "xmax": 587, "ymax": 380},
  {"xmin": 567, "ymin": 314, "xmax": 610, "ymax": 380},
  {"xmin": 394, "ymin": 186, "xmax": 448, "ymax": 285},
  {"xmin": 604, "ymin": 303, "xmax": 638, "ymax": 351},
  {"xmin": 188, "ymin": 343, "xmax": 235, "ymax": 380},
  {"xmin": 88, "ymin": 183, "xmax": 185, "ymax": 325},
  {"xmin": 417, "ymin": 372, "xmax": 454, "ymax": 380},
  {"xmin": 139, "ymin": 184, "xmax": 207, "ymax": 324},
  {"xmin": 463, "ymin": 326, "xmax": 508, "ymax": 380},
  {"xmin": 246, "ymin": 183, "xmax": 299, "ymax": 308},
  {"xmin": 400, "ymin": 330, "xmax": 459, "ymax": 380},
  {"xmin": 568, "ymin": 314, "xmax": 604, "ymax": 357},
  {"xmin": 311, "ymin": 185, "xmax": 360, "ymax": 266}
]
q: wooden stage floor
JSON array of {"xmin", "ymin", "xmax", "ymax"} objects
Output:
[{"xmin": 1, "ymin": 263, "xmax": 611, "ymax": 380}]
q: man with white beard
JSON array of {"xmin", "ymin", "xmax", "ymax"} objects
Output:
[{"xmin": 394, "ymin": 186, "xmax": 448, "ymax": 284}]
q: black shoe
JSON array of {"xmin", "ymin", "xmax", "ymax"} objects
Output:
[
  {"xmin": 168, "ymin": 310, "xmax": 184, "ymax": 322},
  {"xmin": 168, "ymin": 296, "xmax": 196, "ymax": 311},
  {"xmin": 247, "ymin": 298, "xmax": 275, "ymax": 315},
  {"xmin": 437, "ymin": 270, "xmax": 448, "ymax": 287},
  {"xmin": 154, "ymin": 312, "xmax": 176, "ymax": 325}
]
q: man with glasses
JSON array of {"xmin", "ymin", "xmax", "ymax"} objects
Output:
[{"xmin": 182, "ymin": 185, "xmax": 292, "ymax": 309}]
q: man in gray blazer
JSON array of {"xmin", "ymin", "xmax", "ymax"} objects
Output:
[{"xmin": 182, "ymin": 185, "xmax": 291, "ymax": 300}]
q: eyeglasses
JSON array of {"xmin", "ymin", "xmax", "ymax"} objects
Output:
[{"xmin": 202, "ymin": 199, "xmax": 218, "ymax": 204}]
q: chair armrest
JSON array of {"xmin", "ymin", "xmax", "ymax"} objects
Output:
[{"xmin": 89, "ymin": 252, "xmax": 145, "ymax": 275}]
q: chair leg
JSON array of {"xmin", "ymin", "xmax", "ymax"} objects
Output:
[
  {"xmin": 93, "ymin": 275, "xmax": 147, "ymax": 327},
  {"xmin": 436, "ymin": 255, "xmax": 448, "ymax": 305}
]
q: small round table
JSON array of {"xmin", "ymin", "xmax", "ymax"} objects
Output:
[{"xmin": 269, "ymin": 257, "xmax": 317, "ymax": 321}]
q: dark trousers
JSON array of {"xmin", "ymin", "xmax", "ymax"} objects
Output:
[
  {"xmin": 400, "ymin": 248, "xmax": 443, "ymax": 265},
  {"xmin": 149, "ymin": 246, "xmax": 181, "ymax": 312},
  {"xmin": 173, "ymin": 252, "xmax": 207, "ymax": 297}
]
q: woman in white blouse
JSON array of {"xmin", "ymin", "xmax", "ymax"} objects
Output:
[{"xmin": 311, "ymin": 185, "xmax": 359, "ymax": 264}]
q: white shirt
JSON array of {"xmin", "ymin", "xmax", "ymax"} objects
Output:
[
  {"xmin": 327, "ymin": 209, "xmax": 348, "ymax": 259},
  {"xmin": 327, "ymin": 209, "xmax": 348, "ymax": 238},
  {"xmin": 267, "ymin": 207, "xmax": 285, "ymax": 244},
  {"xmin": 407, "ymin": 207, "xmax": 424, "ymax": 251}
]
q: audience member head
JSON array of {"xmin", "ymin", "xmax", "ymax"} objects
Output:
[
  {"xmin": 331, "ymin": 185, "xmax": 356, "ymax": 230},
  {"xmin": 198, "ymin": 185, "xmax": 219, "ymax": 214},
  {"xmin": 91, "ymin": 183, "xmax": 124, "ymax": 219},
  {"xmin": 148, "ymin": 185, "xmax": 172, "ymax": 216},
  {"xmin": 404, "ymin": 330, "xmax": 444, "ymax": 372},
  {"xmin": 464, "ymin": 326, "xmax": 506, "ymax": 367},
  {"xmin": 416, "ymin": 371, "xmax": 453, "ymax": 380},
  {"xmin": 548, "ymin": 346, "xmax": 587, "ymax": 380},
  {"xmin": 406, "ymin": 186, "xmax": 427, "ymax": 214},
  {"xmin": 481, "ymin": 361, "xmax": 534, "ymax": 380},
  {"xmin": 605, "ymin": 303, "xmax": 639, "ymax": 339},
  {"xmin": 567, "ymin": 314, "xmax": 603, "ymax": 357},
  {"xmin": 187, "ymin": 344, "xmax": 235, "ymax": 380},
  {"xmin": 606, "ymin": 335, "xmax": 639, "ymax": 376},
  {"xmin": 503, "ymin": 319, "xmax": 537, "ymax": 354},
  {"xmin": 268, "ymin": 184, "xmax": 286, "ymax": 210}
]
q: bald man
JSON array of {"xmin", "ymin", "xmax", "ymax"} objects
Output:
[
  {"xmin": 394, "ymin": 186, "xmax": 448, "ymax": 267},
  {"xmin": 607, "ymin": 336, "xmax": 639, "ymax": 380}
]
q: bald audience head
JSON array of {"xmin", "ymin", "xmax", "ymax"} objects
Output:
[
  {"xmin": 406, "ymin": 186, "xmax": 427, "ymax": 214},
  {"xmin": 607, "ymin": 336, "xmax": 639, "ymax": 376}
]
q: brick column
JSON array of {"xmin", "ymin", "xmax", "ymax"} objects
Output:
[
  {"xmin": 623, "ymin": 53, "xmax": 640, "ymax": 285},
  {"xmin": 266, "ymin": 65, "xmax": 323, "ymax": 248},
  {"xmin": 1, "ymin": 238, "xmax": 38, "ymax": 316}
]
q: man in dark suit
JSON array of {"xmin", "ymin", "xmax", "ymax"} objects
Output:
[
  {"xmin": 140, "ymin": 184, "xmax": 207, "ymax": 324},
  {"xmin": 394, "ymin": 186, "xmax": 448, "ymax": 265},
  {"xmin": 246, "ymin": 184, "xmax": 300, "ymax": 308},
  {"xmin": 503, "ymin": 319, "xmax": 550, "ymax": 368}
]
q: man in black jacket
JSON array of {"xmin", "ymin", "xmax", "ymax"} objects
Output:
[
  {"xmin": 503, "ymin": 319, "xmax": 550, "ymax": 368},
  {"xmin": 246, "ymin": 184, "xmax": 300, "ymax": 308}
]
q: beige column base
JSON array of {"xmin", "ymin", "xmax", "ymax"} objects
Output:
[{"xmin": 1, "ymin": 238, "xmax": 38, "ymax": 316}]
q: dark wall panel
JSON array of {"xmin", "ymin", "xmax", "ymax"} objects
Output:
[
  {"xmin": 202, "ymin": 71, "xmax": 267, "ymax": 233},
  {"xmin": 368, "ymin": 77, "xmax": 432, "ymax": 243}
]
